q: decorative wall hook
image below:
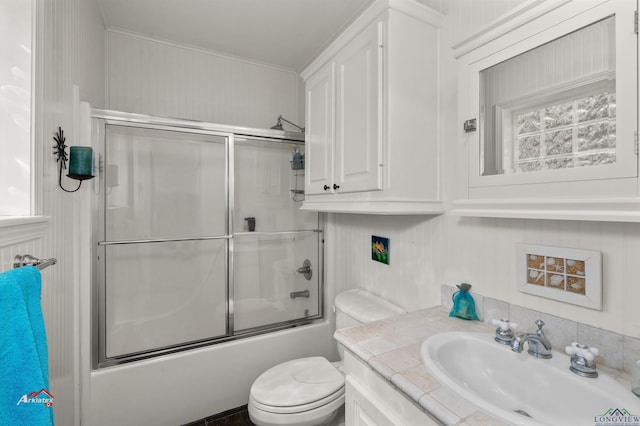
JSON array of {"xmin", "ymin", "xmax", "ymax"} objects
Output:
[{"xmin": 53, "ymin": 127, "xmax": 94, "ymax": 192}]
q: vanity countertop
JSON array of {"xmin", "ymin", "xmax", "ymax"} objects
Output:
[{"xmin": 333, "ymin": 306, "xmax": 631, "ymax": 426}]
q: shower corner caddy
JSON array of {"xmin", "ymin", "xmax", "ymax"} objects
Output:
[{"xmin": 290, "ymin": 166, "xmax": 305, "ymax": 200}]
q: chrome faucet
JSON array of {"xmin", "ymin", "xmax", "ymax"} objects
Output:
[{"xmin": 510, "ymin": 320, "xmax": 553, "ymax": 359}]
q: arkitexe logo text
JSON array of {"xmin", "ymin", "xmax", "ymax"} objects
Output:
[{"xmin": 16, "ymin": 389, "xmax": 54, "ymax": 407}]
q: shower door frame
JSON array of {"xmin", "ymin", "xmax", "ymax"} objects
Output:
[{"xmin": 91, "ymin": 110, "xmax": 324, "ymax": 368}]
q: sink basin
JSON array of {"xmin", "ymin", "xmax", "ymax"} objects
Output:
[{"xmin": 421, "ymin": 332, "xmax": 639, "ymax": 426}]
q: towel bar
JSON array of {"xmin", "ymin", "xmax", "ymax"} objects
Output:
[{"xmin": 13, "ymin": 254, "xmax": 57, "ymax": 271}]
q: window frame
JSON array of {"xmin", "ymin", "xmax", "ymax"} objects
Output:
[
  {"xmin": 498, "ymin": 76, "xmax": 617, "ymax": 175},
  {"xmin": 0, "ymin": 0, "xmax": 48, "ymax": 243},
  {"xmin": 466, "ymin": 0, "xmax": 637, "ymax": 195}
]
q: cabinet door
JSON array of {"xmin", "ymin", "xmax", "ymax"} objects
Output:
[
  {"xmin": 305, "ymin": 62, "xmax": 335, "ymax": 195},
  {"xmin": 334, "ymin": 21, "xmax": 383, "ymax": 194},
  {"xmin": 345, "ymin": 377, "xmax": 396, "ymax": 426}
]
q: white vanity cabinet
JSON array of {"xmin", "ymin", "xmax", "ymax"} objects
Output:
[
  {"xmin": 453, "ymin": 0, "xmax": 640, "ymax": 221},
  {"xmin": 343, "ymin": 351, "xmax": 439, "ymax": 426},
  {"xmin": 301, "ymin": 0, "xmax": 444, "ymax": 214}
]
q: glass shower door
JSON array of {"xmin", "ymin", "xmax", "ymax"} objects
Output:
[
  {"xmin": 100, "ymin": 124, "xmax": 229, "ymax": 359},
  {"xmin": 233, "ymin": 137, "xmax": 321, "ymax": 332}
]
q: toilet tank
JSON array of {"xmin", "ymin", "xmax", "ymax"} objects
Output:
[{"xmin": 334, "ymin": 289, "xmax": 406, "ymax": 330}]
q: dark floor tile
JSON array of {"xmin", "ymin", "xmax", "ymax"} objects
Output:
[
  {"xmin": 182, "ymin": 419, "xmax": 206, "ymax": 426},
  {"xmin": 206, "ymin": 409, "xmax": 255, "ymax": 426},
  {"xmin": 183, "ymin": 405, "xmax": 256, "ymax": 426}
]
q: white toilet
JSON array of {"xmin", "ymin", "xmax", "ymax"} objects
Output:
[{"xmin": 248, "ymin": 289, "xmax": 406, "ymax": 426}]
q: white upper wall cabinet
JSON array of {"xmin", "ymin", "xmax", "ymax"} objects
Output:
[
  {"xmin": 305, "ymin": 62, "xmax": 336, "ymax": 196},
  {"xmin": 300, "ymin": 0, "xmax": 444, "ymax": 214},
  {"xmin": 305, "ymin": 23, "xmax": 381, "ymax": 196},
  {"xmin": 334, "ymin": 21, "xmax": 383, "ymax": 195},
  {"xmin": 453, "ymin": 0, "xmax": 640, "ymax": 221}
]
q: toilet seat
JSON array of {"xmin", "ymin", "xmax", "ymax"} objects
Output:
[
  {"xmin": 250, "ymin": 387, "xmax": 344, "ymax": 414},
  {"xmin": 250, "ymin": 357, "xmax": 345, "ymax": 413},
  {"xmin": 249, "ymin": 394, "xmax": 344, "ymax": 426}
]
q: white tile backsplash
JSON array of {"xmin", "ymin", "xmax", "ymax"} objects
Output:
[
  {"xmin": 509, "ymin": 305, "xmax": 540, "ymax": 330},
  {"xmin": 540, "ymin": 313, "xmax": 578, "ymax": 350},
  {"xmin": 440, "ymin": 284, "xmax": 457, "ymax": 310},
  {"xmin": 623, "ymin": 336, "xmax": 640, "ymax": 375},
  {"xmin": 482, "ymin": 297, "xmax": 510, "ymax": 324},
  {"xmin": 578, "ymin": 324, "xmax": 624, "ymax": 370},
  {"xmin": 442, "ymin": 284, "xmax": 639, "ymax": 373}
]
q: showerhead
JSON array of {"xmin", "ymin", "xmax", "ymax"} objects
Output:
[
  {"xmin": 269, "ymin": 115, "xmax": 304, "ymax": 133},
  {"xmin": 270, "ymin": 116, "xmax": 284, "ymax": 131}
]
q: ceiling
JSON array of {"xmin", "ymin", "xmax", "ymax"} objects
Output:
[{"xmin": 98, "ymin": 0, "xmax": 376, "ymax": 71}]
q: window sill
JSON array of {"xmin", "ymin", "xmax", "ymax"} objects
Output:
[
  {"xmin": 0, "ymin": 216, "xmax": 50, "ymax": 247},
  {"xmin": 451, "ymin": 198, "xmax": 640, "ymax": 222}
]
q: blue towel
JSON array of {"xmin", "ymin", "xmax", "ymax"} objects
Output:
[{"xmin": 0, "ymin": 266, "xmax": 54, "ymax": 426}]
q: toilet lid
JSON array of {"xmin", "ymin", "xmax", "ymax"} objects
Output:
[{"xmin": 251, "ymin": 357, "xmax": 344, "ymax": 408}]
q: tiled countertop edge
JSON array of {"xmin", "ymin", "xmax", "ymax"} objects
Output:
[{"xmin": 334, "ymin": 307, "xmax": 499, "ymax": 425}]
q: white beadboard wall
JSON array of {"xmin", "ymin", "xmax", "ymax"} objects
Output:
[
  {"xmin": 106, "ymin": 30, "xmax": 303, "ymax": 129},
  {"xmin": 329, "ymin": 0, "xmax": 640, "ymax": 340},
  {"xmin": 328, "ymin": 214, "xmax": 439, "ymax": 312},
  {"xmin": 0, "ymin": 1, "xmax": 105, "ymax": 425},
  {"xmin": 483, "ymin": 16, "xmax": 614, "ymax": 103}
]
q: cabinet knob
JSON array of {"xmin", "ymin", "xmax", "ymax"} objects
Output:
[
  {"xmin": 323, "ymin": 185, "xmax": 330, "ymax": 191},
  {"xmin": 333, "ymin": 184, "xmax": 340, "ymax": 190}
]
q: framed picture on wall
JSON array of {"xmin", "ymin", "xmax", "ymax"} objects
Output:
[{"xmin": 516, "ymin": 243, "xmax": 602, "ymax": 310}]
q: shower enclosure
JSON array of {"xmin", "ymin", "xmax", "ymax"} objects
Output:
[{"xmin": 91, "ymin": 110, "xmax": 322, "ymax": 367}]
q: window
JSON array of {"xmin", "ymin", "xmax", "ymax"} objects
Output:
[
  {"xmin": 453, "ymin": 0, "xmax": 639, "ymax": 220},
  {"xmin": 464, "ymin": 0, "xmax": 637, "ymax": 199},
  {"xmin": 509, "ymin": 80, "xmax": 616, "ymax": 174},
  {"xmin": 1, "ymin": 0, "xmax": 32, "ymax": 216},
  {"xmin": 479, "ymin": 15, "xmax": 621, "ymax": 180},
  {"xmin": 0, "ymin": 0, "xmax": 46, "ymax": 246}
]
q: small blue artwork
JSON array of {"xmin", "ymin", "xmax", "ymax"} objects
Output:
[{"xmin": 372, "ymin": 235, "xmax": 389, "ymax": 265}]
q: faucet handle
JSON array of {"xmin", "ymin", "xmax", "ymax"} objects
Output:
[
  {"xmin": 565, "ymin": 342, "xmax": 599, "ymax": 360},
  {"xmin": 491, "ymin": 318, "xmax": 518, "ymax": 331},
  {"xmin": 565, "ymin": 342, "xmax": 599, "ymax": 378},
  {"xmin": 491, "ymin": 318, "xmax": 518, "ymax": 345}
]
